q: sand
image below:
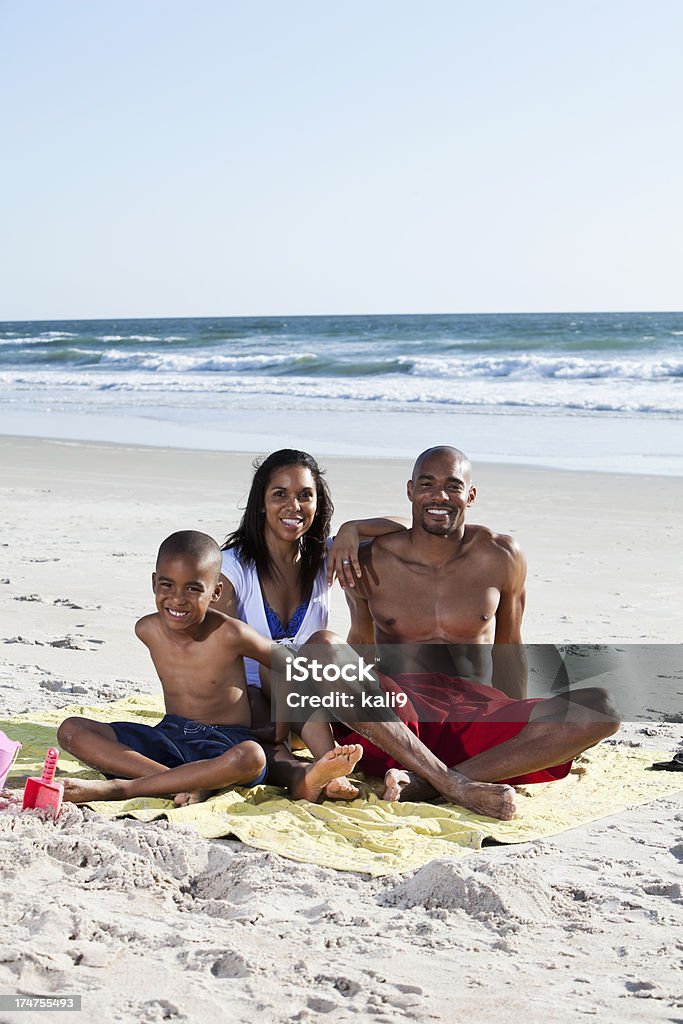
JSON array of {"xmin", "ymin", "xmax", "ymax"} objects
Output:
[{"xmin": 1, "ymin": 435, "xmax": 681, "ymax": 1023}]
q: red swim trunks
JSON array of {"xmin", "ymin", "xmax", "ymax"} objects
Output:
[{"xmin": 333, "ymin": 672, "xmax": 573, "ymax": 786}]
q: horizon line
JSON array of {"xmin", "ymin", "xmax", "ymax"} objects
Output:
[{"xmin": 2, "ymin": 309, "xmax": 682, "ymax": 324}]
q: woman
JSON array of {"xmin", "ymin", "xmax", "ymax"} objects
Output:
[
  {"xmin": 216, "ymin": 448, "xmax": 404, "ymax": 689},
  {"xmin": 214, "ymin": 448, "xmax": 406, "ymax": 800}
]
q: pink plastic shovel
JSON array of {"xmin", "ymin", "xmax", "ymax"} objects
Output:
[{"xmin": 22, "ymin": 747, "xmax": 64, "ymax": 818}]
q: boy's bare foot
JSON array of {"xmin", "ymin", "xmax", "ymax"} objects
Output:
[
  {"xmin": 291, "ymin": 745, "xmax": 363, "ymax": 803},
  {"xmin": 62, "ymin": 777, "xmax": 126, "ymax": 804},
  {"xmin": 173, "ymin": 789, "xmax": 214, "ymax": 807},
  {"xmin": 324, "ymin": 776, "xmax": 360, "ymax": 800}
]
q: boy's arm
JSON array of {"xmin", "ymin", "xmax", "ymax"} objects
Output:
[
  {"xmin": 228, "ymin": 619, "xmax": 290, "ymax": 743},
  {"xmin": 229, "ymin": 617, "xmax": 275, "ymax": 667},
  {"xmin": 227, "ymin": 617, "xmax": 294, "ymax": 692},
  {"xmin": 328, "ymin": 515, "xmax": 409, "ymax": 587},
  {"xmin": 134, "ymin": 613, "xmax": 155, "ymax": 647}
]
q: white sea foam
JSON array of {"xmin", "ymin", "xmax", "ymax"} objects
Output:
[
  {"xmin": 1, "ymin": 368, "xmax": 681, "ymax": 416},
  {"xmin": 97, "ymin": 350, "xmax": 319, "ymax": 372},
  {"xmin": 97, "ymin": 335, "xmax": 163, "ymax": 342},
  {"xmin": 0, "ymin": 333, "xmax": 78, "ymax": 345},
  {"xmin": 9, "ymin": 343, "xmax": 681, "ymax": 383},
  {"xmin": 403, "ymin": 352, "xmax": 683, "ymax": 381}
]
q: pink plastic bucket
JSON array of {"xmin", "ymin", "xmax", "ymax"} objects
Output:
[{"xmin": 0, "ymin": 729, "xmax": 22, "ymax": 789}]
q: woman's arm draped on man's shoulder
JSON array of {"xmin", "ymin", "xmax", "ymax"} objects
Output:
[{"xmin": 328, "ymin": 515, "xmax": 409, "ymax": 587}]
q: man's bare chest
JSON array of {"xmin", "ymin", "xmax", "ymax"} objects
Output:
[{"xmin": 367, "ymin": 558, "xmax": 501, "ymax": 642}]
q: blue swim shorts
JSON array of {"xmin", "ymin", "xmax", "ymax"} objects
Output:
[{"xmin": 109, "ymin": 715, "xmax": 267, "ymax": 786}]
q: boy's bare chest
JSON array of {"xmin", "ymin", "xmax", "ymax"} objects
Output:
[{"xmin": 151, "ymin": 640, "xmax": 232, "ymax": 693}]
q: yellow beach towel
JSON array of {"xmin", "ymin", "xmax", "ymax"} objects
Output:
[{"xmin": 3, "ymin": 695, "xmax": 682, "ymax": 877}]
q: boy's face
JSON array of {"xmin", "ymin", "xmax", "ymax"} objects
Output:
[{"xmin": 152, "ymin": 553, "xmax": 223, "ymax": 633}]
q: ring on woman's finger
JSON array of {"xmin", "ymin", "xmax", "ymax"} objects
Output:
[{"xmin": 342, "ymin": 559, "xmax": 351, "ymax": 565}]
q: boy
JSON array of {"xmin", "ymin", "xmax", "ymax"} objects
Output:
[{"xmin": 58, "ymin": 531, "xmax": 361, "ymax": 805}]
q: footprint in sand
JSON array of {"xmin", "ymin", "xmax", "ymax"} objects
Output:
[
  {"xmin": 306, "ymin": 996, "xmax": 338, "ymax": 1013},
  {"xmin": 137, "ymin": 1001, "xmax": 183, "ymax": 1020},
  {"xmin": 47, "ymin": 637, "xmax": 85, "ymax": 650},
  {"xmin": 209, "ymin": 950, "xmax": 251, "ymax": 978},
  {"xmin": 625, "ymin": 980, "xmax": 657, "ymax": 994},
  {"xmin": 39, "ymin": 679, "xmax": 88, "ymax": 694},
  {"xmin": 641, "ymin": 881, "xmax": 682, "ymax": 900}
]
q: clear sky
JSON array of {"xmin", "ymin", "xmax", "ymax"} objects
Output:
[{"xmin": 2, "ymin": 0, "xmax": 681, "ymax": 319}]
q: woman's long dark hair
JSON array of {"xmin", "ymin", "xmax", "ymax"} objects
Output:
[{"xmin": 223, "ymin": 450, "xmax": 334, "ymax": 599}]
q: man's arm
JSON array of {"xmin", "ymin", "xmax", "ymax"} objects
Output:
[
  {"xmin": 344, "ymin": 585, "xmax": 375, "ymax": 646},
  {"xmin": 339, "ymin": 543, "xmax": 377, "ymax": 646},
  {"xmin": 492, "ymin": 536, "xmax": 528, "ymax": 699}
]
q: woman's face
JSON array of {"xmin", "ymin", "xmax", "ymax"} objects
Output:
[{"xmin": 263, "ymin": 465, "xmax": 318, "ymax": 545}]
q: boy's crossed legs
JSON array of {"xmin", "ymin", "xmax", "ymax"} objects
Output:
[
  {"xmin": 57, "ymin": 715, "xmax": 362, "ymax": 805},
  {"xmin": 57, "ymin": 715, "xmax": 266, "ymax": 805}
]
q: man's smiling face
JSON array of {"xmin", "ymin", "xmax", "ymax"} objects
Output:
[{"xmin": 407, "ymin": 449, "xmax": 476, "ymax": 537}]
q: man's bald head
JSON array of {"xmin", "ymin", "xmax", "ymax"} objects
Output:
[{"xmin": 411, "ymin": 446, "xmax": 472, "ymax": 484}]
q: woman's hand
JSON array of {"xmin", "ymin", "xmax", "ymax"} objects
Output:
[
  {"xmin": 328, "ymin": 516, "xmax": 408, "ymax": 588},
  {"xmin": 327, "ymin": 523, "xmax": 363, "ymax": 588}
]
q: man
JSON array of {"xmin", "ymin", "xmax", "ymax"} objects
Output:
[{"xmin": 331, "ymin": 445, "xmax": 620, "ymax": 809}]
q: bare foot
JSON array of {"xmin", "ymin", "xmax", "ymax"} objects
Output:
[
  {"xmin": 324, "ymin": 776, "xmax": 360, "ymax": 800},
  {"xmin": 62, "ymin": 777, "xmax": 127, "ymax": 804},
  {"xmin": 439, "ymin": 770, "xmax": 516, "ymax": 820},
  {"xmin": 173, "ymin": 789, "xmax": 214, "ymax": 807},
  {"xmin": 291, "ymin": 745, "xmax": 363, "ymax": 803},
  {"xmin": 382, "ymin": 768, "xmax": 437, "ymax": 802}
]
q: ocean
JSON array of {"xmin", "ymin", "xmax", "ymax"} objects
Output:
[{"xmin": 1, "ymin": 312, "xmax": 682, "ymax": 473}]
